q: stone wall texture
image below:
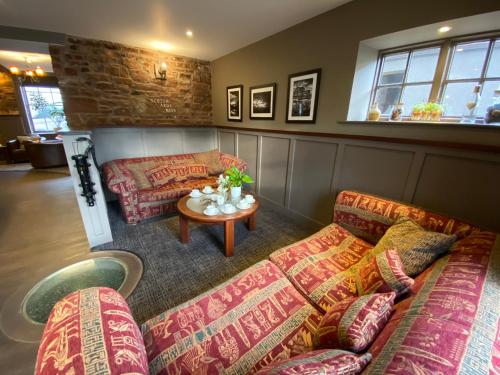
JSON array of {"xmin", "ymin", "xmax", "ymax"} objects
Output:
[
  {"xmin": 0, "ymin": 72, "xmax": 19, "ymax": 115},
  {"xmin": 49, "ymin": 36, "xmax": 212, "ymax": 130}
]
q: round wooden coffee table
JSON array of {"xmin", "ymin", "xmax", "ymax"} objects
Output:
[{"xmin": 177, "ymin": 194, "xmax": 259, "ymax": 257}]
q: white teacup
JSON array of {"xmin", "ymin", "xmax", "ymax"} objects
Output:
[
  {"xmin": 223, "ymin": 203, "xmax": 235, "ymax": 213},
  {"xmin": 239, "ymin": 201, "xmax": 250, "ymax": 209},
  {"xmin": 244, "ymin": 194, "xmax": 255, "ymax": 203},
  {"xmin": 203, "ymin": 185, "xmax": 213, "ymax": 194},
  {"xmin": 206, "ymin": 204, "xmax": 218, "ymax": 214},
  {"xmin": 191, "ymin": 189, "xmax": 201, "ymax": 197}
]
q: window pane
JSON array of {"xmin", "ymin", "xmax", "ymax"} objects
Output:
[
  {"xmin": 486, "ymin": 40, "xmax": 500, "ymax": 77},
  {"xmin": 448, "ymin": 41, "xmax": 489, "ymax": 80},
  {"xmin": 374, "ymin": 86, "xmax": 402, "ymax": 115},
  {"xmin": 23, "ymin": 86, "xmax": 67, "ymax": 132},
  {"xmin": 400, "ymin": 84, "xmax": 432, "ymax": 115},
  {"xmin": 441, "ymin": 81, "xmax": 479, "ymax": 116},
  {"xmin": 476, "ymin": 80, "xmax": 500, "ymax": 118},
  {"xmin": 406, "ymin": 47, "xmax": 440, "ymax": 83},
  {"xmin": 379, "ymin": 52, "xmax": 408, "ymax": 85}
]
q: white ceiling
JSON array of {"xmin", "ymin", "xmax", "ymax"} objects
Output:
[{"xmin": 0, "ymin": 0, "xmax": 351, "ymax": 61}]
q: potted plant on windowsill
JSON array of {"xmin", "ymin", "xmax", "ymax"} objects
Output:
[{"xmin": 225, "ymin": 166, "xmax": 254, "ymax": 199}]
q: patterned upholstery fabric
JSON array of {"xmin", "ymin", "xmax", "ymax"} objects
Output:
[
  {"xmin": 333, "ymin": 190, "xmax": 475, "ymax": 244},
  {"xmin": 193, "ymin": 149, "xmax": 225, "ymax": 175},
  {"xmin": 269, "ymin": 223, "xmax": 373, "ymax": 312},
  {"xmin": 145, "ymin": 165, "xmax": 177, "ymax": 187},
  {"xmin": 254, "ymin": 349, "xmax": 372, "ymax": 375},
  {"xmin": 314, "ymin": 293, "xmax": 395, "ymax": 353},
  {"xmin": 365, "ymin": 229, "xmax": 500, "ymax": 374},
  {"xmin": 371, "ymin": 217, "xmax": 456, "ymax": 277},
  {"xmin": 35, "ymin": 287, "xmax": 148, "ymax": 375},
  {"xmin": 103, "ymin": 152, "xmax": 247, "ymax": 223},
  {"xmin": 355, "ymin": 250, "xmax": 414, "ymax": 296},
  {"xmin": 141, "ymin": 260, "xmax": 323, "ymax": 375},
  {"xmin": 164, "ymin": 163, "xmax": 209, "ymax": 182}
]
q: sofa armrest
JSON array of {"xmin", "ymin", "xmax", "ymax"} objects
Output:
[
  {"xmin": 103, "ymin": 160, "xmax": 138, "ymax": 194},
  {"xmin": 219, "ymin": 152, "xmax": 247, "ymax": 172},
  {"xmin": 36, "ymin": 287, "xmax": 148, "ymax": 375}
]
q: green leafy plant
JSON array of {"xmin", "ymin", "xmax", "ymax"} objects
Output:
[
  {"xmin": 411, "ymin": 103, "xmax": 425, "ymax": 113},
  {"xmin": 423, "ymin": 102, "xmax": 443, "ymax": 113},
  {"xmin": 224, "ymin": 166, "xmax": 254, "ymax": 188}
]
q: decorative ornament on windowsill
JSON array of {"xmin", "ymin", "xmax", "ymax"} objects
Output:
[
  {"xmin": 462, "ymin": 84, "xmax": 481, "ymax": 124},
  {"xmin": 218, "ymin": 166, "xmax": 254, "ymax": 199}
]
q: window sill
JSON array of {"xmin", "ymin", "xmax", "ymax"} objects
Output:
[{"xmin": 340, "ymin": 120, "xmax": 500, "ymax": 130}]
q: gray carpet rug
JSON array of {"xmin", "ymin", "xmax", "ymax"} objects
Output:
[{"xmin": 95, "ymin": 201, "xmax": 320, "ymax": 324}]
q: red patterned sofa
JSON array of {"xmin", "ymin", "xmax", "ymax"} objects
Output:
[
  {"xmin": 102, "ymin": 151, "xmax": 246, "ymax": 224},
  {"xmin": 36, "ymin": 191, "xmax": 500, "ymax": 374}
]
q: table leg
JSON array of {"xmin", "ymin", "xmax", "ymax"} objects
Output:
[
  {"xmin": 179, "ymin": 215, "xmax": 189, "ymax": 243},
  {"xmin": 224, "ymin": 220, "xmax": 235, "ymax": 257},
  {"xmin": 247, "ymin": 212, "xmax": 257, "ymax": 231}
]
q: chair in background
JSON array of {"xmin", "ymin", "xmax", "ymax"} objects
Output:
[
  {"xmin": 5, "ymin": 139, "xmax": 29, "ymax": 164},
  {"xmin": 25, "ymin": 141, "xmax": 68, "ymax": 168}
]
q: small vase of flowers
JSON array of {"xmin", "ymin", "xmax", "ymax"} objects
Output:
[{"xmin": 221, "ymin": 166, "xmax": 254, "ymax": 199}]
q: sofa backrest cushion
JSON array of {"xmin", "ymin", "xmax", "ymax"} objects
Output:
[
  {"xmin": 371, "ymin": 217, "xmax": 456, "ymax": 277},
  {"xmin": 333, "ymin": 190, "xmax": 475, "ymax": 244},
  {"xmin": 35, "ymin": 287, "xmax": 148, "ymax": 375},
  {"xmin": 254, "ymin": 349, "xmax": 372, "ymax": 375}
]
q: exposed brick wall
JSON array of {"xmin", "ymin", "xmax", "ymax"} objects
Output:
[
  {"xmin": 0, "ymin": 72, "xmax": 19, "ymax": 115},
  {"xmin": 49, "ymin": 36, "xmax": 212, "ymax": 130}
]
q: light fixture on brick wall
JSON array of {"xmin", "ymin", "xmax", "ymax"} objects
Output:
[{"xmin": 154, "ymin": 62, "xmax": 168, "ymax": 81}]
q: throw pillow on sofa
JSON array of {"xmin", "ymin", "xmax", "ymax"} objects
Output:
[
  {"xmin": 255, "ymin": 349, "xmax": 372, "ymax": 375},
  {"xmin": 127, "ymin": 161, "xmax": 161, "ymax": 189},
  {"xmin": 373, "ymin": 217, "xmax": 456, "ymax": 277},
  {"xmin": 144, "ymin": 165, "xmax": 177, "ymax": 187},
  {"xmin": 313, "ymin": 293, "xmax": 395, "ymax": 352},
  {"xmin": 355, "ymin": 249, "xmax": 414, "ymax": 296},
  {"xmin": 167, "ymin": 163, "xmax": 209, "ymax": 182},
  {"xmin": 193, "ymin": 149, "xmax": 225, "ymax": 175}
]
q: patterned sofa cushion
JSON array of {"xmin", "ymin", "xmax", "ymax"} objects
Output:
[
  {"xmin": 372, "ymin": 217, "xmax": 456, "ymax": 277},
  {"xmin": 193, "ymin": 149, "xmax": 225, "ymax": 175},
  {"xmin": 145, "ymin": 165, "xmax": 177, "ymax": 187},
  {"xmin": 364, "ymin": 230, "xmax": 500, "ymax": 374},
  {"xmin": 35, "ymin": 287, "xmax": 148, "ymax": 375},
  {"xmin": 269, "ymin": 223, "xmax": 374, "ymax": 312},
  {"xmin": 255, "ymin": 349, "xmax": 372, "ymax": 375},
  {"xmin": 354, "ymin": 250, "xmax": 414, "ymax": 296},
  {"xmin": 141, "ymin": 260, "xmax": 323, "ymax": 375},
  {"xmin": 333, "ymin": 190, "xmax": 475, "ymax": 244},
  {"xmin": 314, "ymin": 293, "xmax": 395, "ymax": 353}
]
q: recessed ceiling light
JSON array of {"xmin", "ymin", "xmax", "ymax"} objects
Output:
[
  {"xmin": 438, "ymin": 26, "xmax": 452, "ymax": 33},
  {"xmin": 151, "ymin": 40, "xmax": 174, "ymax": 52},
  {"xmin": 186, "ymin": 30, "xmax": 193, "ymax": 38}
]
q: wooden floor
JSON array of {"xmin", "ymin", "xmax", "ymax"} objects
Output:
[{"xmin": 0, "ymin": 170, "xmax": 89, "ymax": 374}]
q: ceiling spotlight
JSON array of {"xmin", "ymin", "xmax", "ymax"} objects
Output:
[
  {"xmin": 438, "ymin": 26, "xmax": 452, "ymax": 33},
  {"xmin": 186, "ymin": 30, "xmax": 193, "ymax": 38}
]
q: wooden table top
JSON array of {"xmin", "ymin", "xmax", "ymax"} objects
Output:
[{"xmin": 177, "ymin": 194, "xmax": 259, "ymax": 223}]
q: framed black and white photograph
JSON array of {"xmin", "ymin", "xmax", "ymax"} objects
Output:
[
  {"xmin": 286, "ymin": 69, "xmax": 321, "ymax": 123},
  {"xmin": 249, "ymin": 83, "xmax": 276, "ymax": 120},
  {"xmin": 227, "ymin": 85, "xmax": 243, "ymax": 121}
]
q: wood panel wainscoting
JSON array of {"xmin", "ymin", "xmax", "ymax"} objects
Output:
[{"xmin": 217, "ymin": 127, "xmax": 500, "ymax": 232}]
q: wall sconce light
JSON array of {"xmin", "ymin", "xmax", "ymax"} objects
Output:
[{"xmin": 154, "ymin": 62, "xmax": 167, "ymax": 81}]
